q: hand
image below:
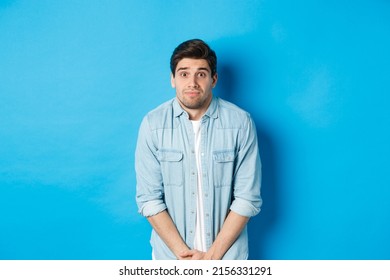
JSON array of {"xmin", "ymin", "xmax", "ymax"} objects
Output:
[{"xmin": 178, "ymin": 249, "xmax": 206, "ymax": 260}]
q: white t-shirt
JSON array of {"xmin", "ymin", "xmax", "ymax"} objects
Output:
[{"xmin": 191, "ymin": 120, "xmax": 206, "ymax": 252}]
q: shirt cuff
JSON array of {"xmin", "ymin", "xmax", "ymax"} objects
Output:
[
  {"xmin": 138, "ymin": 200, "xmax": 167, "ymax": 217},
  {"xmin": 230, "ymin": 197, "xmax": 261, "ymax": 217}
]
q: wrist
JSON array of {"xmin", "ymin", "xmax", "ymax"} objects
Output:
[{"xmin": 205, "ymin": 247, "xmax": 222, "ymax": 260}]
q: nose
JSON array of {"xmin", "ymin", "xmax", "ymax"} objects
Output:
[{"xmin": 188, "ymin": 75, "xmax": 199, "ymax": 88}]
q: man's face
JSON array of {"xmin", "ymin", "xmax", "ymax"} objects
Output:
[{"xmin": 171, "ymin": 58, "xmax": 217, "ymax": 117}]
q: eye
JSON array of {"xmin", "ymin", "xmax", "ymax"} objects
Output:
[
  {"xmin": 179, "ymin": 72, "xmax": 188, "ymax": 77},
  {"xmin": 197, "ymin": 72, "xmax": 207, "ymax": 78}
]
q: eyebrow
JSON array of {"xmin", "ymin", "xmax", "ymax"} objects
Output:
[{"xmin": 176, "ymin": 67, "xmax": 210, "ymax": 72}]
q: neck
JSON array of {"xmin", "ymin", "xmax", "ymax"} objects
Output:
[{"xmin": 187, "ymin": 110, "xmax": 205, "ymax": 121}]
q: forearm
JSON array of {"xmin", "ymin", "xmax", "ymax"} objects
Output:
[
  {"xmin": 147, "ymin": 210, "xmax": 190, "ymax": 259},
  {"xmin": 204, "ymin": 211, "xmax": 249, "ymax": 260}
]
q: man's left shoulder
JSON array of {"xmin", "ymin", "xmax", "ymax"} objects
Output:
[{"xmin": 216, "ymin": 98, "xmax": 252, "ymax": 125}]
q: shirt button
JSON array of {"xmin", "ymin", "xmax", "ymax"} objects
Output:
[{"xmin": 204, "ymin": 193, "xmax": 208, "ymax": 197}]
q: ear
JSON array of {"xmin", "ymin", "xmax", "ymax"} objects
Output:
[
  {"xmin": 171, "ymin": 73, "xmax": 176, "ymax": 88},
  {"xmin": 212, "ymin": 73, "xmax": 218, "ymax": 88}
]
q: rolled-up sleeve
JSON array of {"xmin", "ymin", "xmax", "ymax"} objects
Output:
[
  {"xmin": 135, "ymin": 116, "xmax": 166, "ymax": 217},
  {"xmin": 230, "ymin": 115, "xmax": 262, "ymax": 217}
]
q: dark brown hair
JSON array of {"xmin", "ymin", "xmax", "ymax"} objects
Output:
[{"xmin": 170, "ymin": 39, "xmax": 217, "ymax": 77}]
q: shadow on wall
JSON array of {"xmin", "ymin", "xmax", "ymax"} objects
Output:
[
  {"xmin": 248, "ymin": 123, "xmax": 280, "ymax": 260},
  {"xmin": 217, "ymin": 63, "xmax": 280, "ymax": 260}
]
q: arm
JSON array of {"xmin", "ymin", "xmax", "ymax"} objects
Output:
[
  {"xmin": 136, "ymin": 116, "xmax": 188, "ymax": 258},
  {"xmin": 147, "ymin": 210, "xmax": 191, "ymax": 260},
  {"xmin": 204, "ymin": 211, "xmax": 249, "ymax": 259}
]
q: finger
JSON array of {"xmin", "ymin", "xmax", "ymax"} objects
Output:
[{"xmin": 179, "ymin": 250, "xmax": 195, "ymax": 257}]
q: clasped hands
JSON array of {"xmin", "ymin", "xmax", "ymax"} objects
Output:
[{"xmin": 178, "ymin": 249, "xmax": 215, "ymax": 260}]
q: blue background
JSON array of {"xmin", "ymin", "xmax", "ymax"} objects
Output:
[{"xmin": 1, "ymin": 0, "xmax": 389, "ymax": 260}]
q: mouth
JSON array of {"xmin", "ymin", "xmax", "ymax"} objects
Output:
[{"xmin": 184, "ymin": 91, "xmax": 201, "ymax": 97}]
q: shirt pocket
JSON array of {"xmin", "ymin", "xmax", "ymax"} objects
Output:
[
  {"xmin": 212, "ymin": 149, "xmax": 236, "ymax": 188},
  {"xmin": 157, "ymin": 149, "xmax": 184, "ymax": 187}
]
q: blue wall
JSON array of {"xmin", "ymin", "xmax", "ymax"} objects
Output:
[{"xmin": 1, "ymin": 0, "xmax": 389, "ymax": 260}]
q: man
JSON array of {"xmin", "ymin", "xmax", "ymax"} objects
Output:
[{"xmin": 135, "ymin": 39, "xmax": 262, "ymax": 260}]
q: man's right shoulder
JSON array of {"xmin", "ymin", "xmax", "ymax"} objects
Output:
[{"xmin": 142, "ymin": 98, "xmax": 176, "ymax": 130}]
